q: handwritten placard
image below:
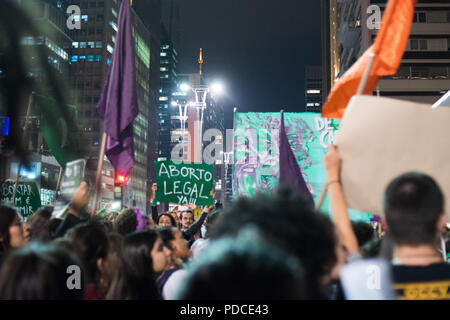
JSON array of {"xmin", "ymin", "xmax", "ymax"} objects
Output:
[
  {"xmin": 155, "ymin": 161, "xmax": 214, "ymax": 206},
  {"xmin": 1, "ymin": 182, "xmax": 41, "ymax": 219}
]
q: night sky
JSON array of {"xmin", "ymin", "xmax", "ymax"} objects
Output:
[{"xmin": 163, "ymin": 0, "xmax": 322, "ymax": 129}]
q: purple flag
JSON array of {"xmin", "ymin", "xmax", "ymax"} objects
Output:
[
  {"xmin": 97, "ymin": 0, "xmax": 138, "ymax": 175},
  {"xmin": 279, "ymin": 112, "xmax": 314, "ymax": 207}
]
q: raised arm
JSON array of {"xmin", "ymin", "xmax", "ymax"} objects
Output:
[
  {"xmin": 324, "ymin": 145, "xmax": 359, "ymax": 254},
  {"xmin": 149, "ymin": 183, "xmax": 158, "ymax": 222},
  {"xmin": 53, "ymin": 181, "xmax": 89, "ymax": 239}
]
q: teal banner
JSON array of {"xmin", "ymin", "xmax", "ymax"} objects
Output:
[
  {"xmin": 233, "ymin": 112, "xmax": 371, "ymax": 222},
  {"xmin": 155, "ymin": 161, "xmax": 214, "ymax": 206}
]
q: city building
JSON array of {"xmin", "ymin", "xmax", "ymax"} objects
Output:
[
  {"xmin": 131, "ymin": 0, "xmax": 162, "ymax": 211},
  {"xmin": 322, "ymin": 0, "xmax": 450, "ymax": 105},
  {"xmin": 305, "ymin": 66, "xmax": 323, "ymax": 113},
  {"xmin": 158, "ymin": 25, "xmax": 178, "ymax": 161},
  {"xmin": 1, "ymin": 0, "xmax": 77, "ymax": 205},
  {"xmin": 66, "ymin": 0, "xmax": 161, "ymax": 211}
]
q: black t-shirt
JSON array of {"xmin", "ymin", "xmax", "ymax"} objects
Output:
[{"xmin": 392, "ymin": 263, "xmax": 450, "ymax": 300}]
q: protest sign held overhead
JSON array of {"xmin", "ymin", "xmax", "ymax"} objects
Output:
[
  {"xmin": 60, "ymin": 159, "xmax": 86, "ymax": 201},
  {"xmin": 337, "ymin": 95, "xmax": 450, "ymax": 222},
  {"xmin": 155, "ymin": 161, "xmax": 214, "ymax": 206},
  {"xmin": 1, "ymin": 181, "xmax": 41, "ymax": 219}
]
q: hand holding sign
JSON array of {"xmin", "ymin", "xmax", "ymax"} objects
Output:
[{"xmin": 68, "ymin": 181, "xmax": 90, "ymax": 217}]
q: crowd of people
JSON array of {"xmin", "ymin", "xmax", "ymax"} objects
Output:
[{"xmin": 0, "ymin": 146, "xmax": 449, "ymax": 300}]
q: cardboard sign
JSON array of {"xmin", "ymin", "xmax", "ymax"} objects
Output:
[
  {"xmin": 155, "ymin": 161, "xmax": 214, "ymax": 206},
  {"xmin": 1, "ymin": 181, "xmax": 41, "ymax": 219},
  {"xmin": 337, "ymin": 95, "xmax": 450, "ymax": 221},
  {"xmin": 60, "ymin": 159, "xmax": 86, "ymax": 201}
]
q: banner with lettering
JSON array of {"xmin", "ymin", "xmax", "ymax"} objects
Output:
[
  {"xmin": 155, "ymin": 161, "xmax": 214, "ymax": 206},
  {"xmin": 1, "ymin": 181, "xmax": 42, "ymax": 219},
  {"xmin": 233, "ymin": 112, "xmax": 371, "ymax": 222}
]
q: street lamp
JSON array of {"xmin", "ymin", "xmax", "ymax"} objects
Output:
[
  {"xmin": 171, "ymin": 101, "xmax": 192, "ymax": 160},
  {"xmin": 176, "ymin": 81, "xmax": 225, "ymax": 163}
]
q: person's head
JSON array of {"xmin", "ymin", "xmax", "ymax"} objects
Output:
[
  {"xmin": 105, "ymin": 230, "xmax": 169, "ymax": 300},
  {"xmin": 180, "ymin": 210, "xmax": 194, "ymax": 229},
  {"xmin": 98, "ymin": 232, "xmax": 124, "ymax": 298},
  {"xmin": 158, "ymin": 227, "xmax": 191, "ymax": 266},
  {"xmin": 107, "ymin": 211, "xmax": 120, "ymax": 224},
  {"xmin": 0, "ymin": 242, "xmax": 84, "ymax": 300},
  {"xmin": 177, "ymin": 227, "xmax": 305, "ymax": 300},
  {"xmin": 209, "ymin": 187, "xmax": 337, "ymax": 299},
  {"xmin": 0, "ymin": 205, "xmax": 26, "ymax": 252},
  {"xmin": 68, "ymin": 222, "xmax": 109, "ymax": 284},
  {"xmin": 90, "ymin": 214, "xmax": 114, "ymax": 234},
  {"xmin": 123, "ymin": 230, "xmax": 171, "ymax": 277},
  {"xmin": 145, "ymin": 216, "xmax": 155, "ymax": 230},
  {"xmin": 27, "ymin": 206, "xmax": 53, "ymax": 242},
  {"xmin": 115, "ymin": 208, "xmax": 138, "ymax": 236},
  {"xmin": 352, "ymin": 221, "xmax": 376, "ymax": 249},
  {"xmin": 156, "ymin": 213, "xmax": 176, "ymax": 228},
  {"xmin": 384, "ymin": 172, "xmax": 446, "ymax": 246},
  {"xmin": 170, "ymin": 210, "xmax": 180, "ymax": 227},
  {"xmin": 204, "ymin": 208, "xmax": 222, "ymax": 239}
]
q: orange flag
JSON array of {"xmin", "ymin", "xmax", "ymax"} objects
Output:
[{"xmin": 321, "ymin": 0, "xmax": 418, "ymax": 119}]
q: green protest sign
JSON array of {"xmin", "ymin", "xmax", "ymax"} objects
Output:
[
  {"xmin": 155, "ymin": 161, "xmax": 214, "ymax": 206},
  {"xmin": 60, "ymin": 159, "xmax": 86, "ymax": 201},
  {"xmin": 1, "ymin": 181, "xmax": 41, "ymax": 219}
]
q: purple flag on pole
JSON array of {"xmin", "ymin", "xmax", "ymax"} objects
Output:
[
  {"xmin": 279, "ymin": 112, "xmax": 314, "ymax": 208},
  {"xmin": 97, "ymin": 0, "xmax": 138, "ymax": 175}
]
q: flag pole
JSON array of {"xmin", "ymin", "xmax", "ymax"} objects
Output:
[
  {"xmin": 315, "ymin": 53, "xmax": 376, "ymax": 212},
  {"xmin": 92, "ymin": 132, "xmax": 107, "ymax": 213},
  {"xmin": 12, "ymin": 93, "xmax": 34, "ymax": 205},
  {"xmin": 356, "ymin": 53, "xmax": 376, "ymax": 95},
  {"xmin": 52, "ymin": 167, "xmax": 63, "ymax": 205}
]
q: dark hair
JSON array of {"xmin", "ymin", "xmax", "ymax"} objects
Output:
[
  {"xmin": 0, "ymin": 205, "xmax": 19, "ymax": 252},
  {"xmin": 68, "ymin": 223, "xmax": 109, "ymax": 283},
  {"xmin": 0, "ymin": 242, "xmax": 84, "ymax": 300},
  {"xmin": 178, "ymin": 227, "xmax": 305, "ymax": 300},
  {"xmin": 156, "ymin": 213, "xmax": 176, "ymax": 227},
  {"xmin": 361, "ymin": 237, "xmax": 383, "ymax": 258},
  {"xmin": 158, "ymin": 227, "xmax": 177, "ymax": 250},
  {"xmin": 180, "ymin": 210, "xmax": 194, "ymax": 220},
  {"xmin": 384, "ymin": 172, "xmax": 444, "ymax": 246},
  {"xmin": 107, "ymin": 211, "xmax": 120, "ymax": 224},
  {"xmin": 49, "ymin": 218, "xmax": 63, "ymax": 237},
  {"xmin": 352, "ymin": 221, "xmax": 375, "ymax": 248},
  {"xmin": 100, "ymin": 232, "xmax": 124, "ymax": 299},
  {"xmin": 27, "ymin": 206, "xmax": 53, "ymax": 242},
  {"xmin": 90, "ymin": 214, "xmax": 114, "ymax": 234},
  {"xmin": 108, "ymin": 231, "xmax": 161, "ymax": 300},
  {"xmin": 115, "ymin": 208, "xmax": 138, "ymax": 236},
  {"xmin": 204, "ymin": 209, "xmax": 222, "ymax": 238},
  {"xmin": 209, "ymin": 187, "xmax": 337, "ymax": 299}
]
